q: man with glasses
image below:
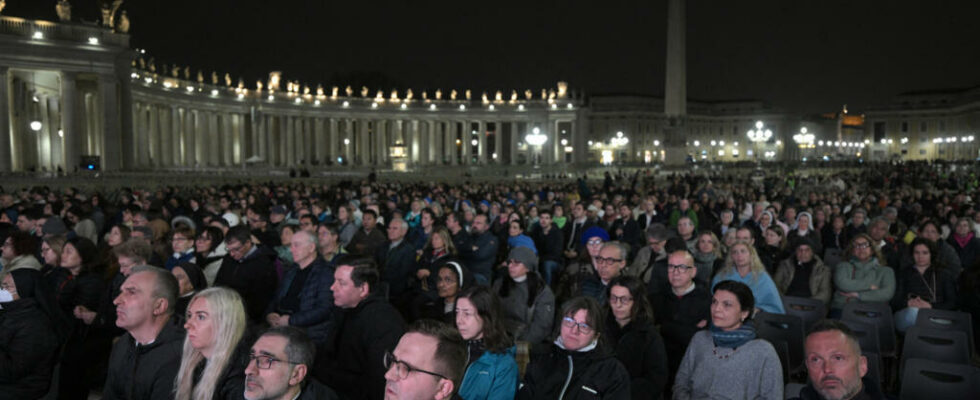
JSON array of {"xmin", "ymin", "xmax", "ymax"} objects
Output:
[
  {"xmin": 383, "ymin": 319, "xmax": 467, "ymax": 400},
  {"xmin": 574, "ymin": 241, "xmax": 628, "ymax": 304},
  {"xmin": 214, "ymin": 225, "xmax": 278, "ymax": 324},
  {"xmin": 651, "ymin": 250, "xmax": 710, "ymax": 382},
  {"xmin": 245, "ymin": 326, "xmax": 339, "ymax": 400}
]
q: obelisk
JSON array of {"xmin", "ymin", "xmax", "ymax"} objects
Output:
[{"xmin": 664, "ymin": 0, "xmax": 687, "ymax": 165}]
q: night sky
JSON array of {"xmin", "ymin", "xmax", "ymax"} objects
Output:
[{"xmin": 7, "ymin": 0, "xmax": 980, "ymax": 113}]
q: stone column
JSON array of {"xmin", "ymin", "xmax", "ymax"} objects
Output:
[
  {"xmin": 328, "ymin": 118, "xmax": 338, "ymax": 164},
  {"xmin": 185, "ymin": 109, "xmax": 196, "ymax": 167},
  {"xmin": 377, "ymin": 119, "xmax": 388, "ymax": 165},
  {"xmin": 58, "ymin": 71, "xmax": 80, "ymax": 173},
  {"xmin": 159, "ymin": 106, "xmax": 172, "ymax": 167},
  {"xmin": 225, "ymin": 113, "xmax": 236, "ymax": 166},
  {"xmin": 447, "ymin": 120, "xmax": 457, "ymax": 165},
  {"xmin": 477, "ymin": 120, "xmax": 487, "ymax": 164},
  {"xmin": 494, "ymin": 121, "xmax": 503, "ymax": 164},
  {"xmin": 99, "ymin": 74, "xmax": 121, "ymax": 171},
  {"xmin": 510, "ymin": 122, "xmax": 518, "ymax": 165},
  {"xmin": 209, "ymin": 111, "xmax": 220, "ymax": 167},
  {"xmin": 282, "ymin": 115, "xmax": 292, "ymax": 167},
  {"xmin": 118, "ymin": 69, "xmax": 135, "ymax": 170},
  {"xmin": 408, "ymin": 120, "xmax": 419, "ymax": 165},
  {"xmin": 359, "ymin": 119, "xmax": 370, "ymax": 166}
]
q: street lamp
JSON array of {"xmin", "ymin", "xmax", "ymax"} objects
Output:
[
  {"xmin": 793, "ymin": 127, "xmax": 815, "ymax": 160},
  {"xmin": 747, "ymin": 121, "xmax": 772, "ymax": 160},
  {"xmin": 525, "ymin": 127, "xmax": 547, "ymax": 165}
]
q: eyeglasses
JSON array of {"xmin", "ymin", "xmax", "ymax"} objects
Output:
[
  {"xmin": 383, "ymin": 351, "xmax": 448, "ymax": 381},
  {"xmin": 586, "ymin": 239, "xmax": 604, "ymax": 246},
  {"xmin": 246, "ymin": 354, "xmax": 298, "ymax": 370},
  {"xmin": 595, "ymin": 256, "xmax": 623, "ymax": 265},
  {"xmin": 609, "ymin": 295, "xmax": 633, "ymax": 305},
  {"xmin": 561, "ymin": 316, "xmax": 594, "ymax": 335},
  {"xmin": 853, "ymin": 242, "xmax": 871, "ymax": 249},
  {"xmin": 667, "ymin": 264, "xmax": 694, "ymax": 272}
]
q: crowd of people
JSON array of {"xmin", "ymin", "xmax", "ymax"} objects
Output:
[{"xmin": 1, "ymin": 161, "xmax": 979, "ymax": 399}]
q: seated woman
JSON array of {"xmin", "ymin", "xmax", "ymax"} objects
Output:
[
  {"xmin": 1, "ymin": 231, "xmax": 42, "ymax": 274},
  {"xmin": 175, "ymin": 287, "xmax": 249, "ymax": 400},
  {"xmin": 165, "ymin": 226, "xmax": 197, "ymax": 271},
  {"xmin": 39, "ymin": 235, "xmax": 68, "ymax": 287},
  {"xmin": 517, "ymin": 296, "xmax": 631, "ymax": 399},
  {"xmin": 788, "ymin": 211, "xmax": 823, "ymax": 256},
  {"xmin": 0, "ymin": 269, "xmax": 70, "ymax": 399},
  {"xmin": 455, "ymin": 286, "xmax": 518, "ymax": 400},
  {"xmin": 831, "ymin": 233, "xmax": 896, "ymax": 316},
  {"xmin": 692, "ymin": 231, "xmax": 725, "ymax": 286},
  {"xmin": 415, "ymin": 227, "xmax": 456, "ymax": 302},
  {"xmin": 555, "ymin": 226, "xmax": 608, "ymax": 305},
  {"xmin": 172, "ymin": 261, "xmax": 208, "ymax": 321},
  {"xmin": 494, "ymin": 247, "xmax": 555, "ymax": 347},
  {"xmin": 194, "ymin": 226, "xmax": 226, "ymax": 286},
  {"xmin": 417, "ymin": 260, "xmax": 472, "ymax": 323},
  {"xmin": 947, "ymin": 217, "xmax": 980, "ymax": 273},
  {"xmin": 892, "ymin": 238, "xmax": 958, "ymax": 332},
  {"xmin": 605, "ymin": 276, "xmax": 668, "ymax": 399},
  {"xmin": 773, "ymin": 238, "xmax": 832, "ymax": 305},
  {"xmin": 673, "ymin": 280, "xmax": 783, "ymax": 400},
  {"xmin": 712, "ymin": 241, "xmax": 785, "ymax": 314},
  {"xmin": 758, "ymin": 225, "xmax": 788, "ymax": 275}
]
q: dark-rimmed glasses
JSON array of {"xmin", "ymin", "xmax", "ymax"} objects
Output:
[
  {"xmin": 246, "ymin": 353, "xmax": 298, "ymax": 370},
  {"xmin": 383, "ymin": 351, "xmax": 449, "ymax": 381}
]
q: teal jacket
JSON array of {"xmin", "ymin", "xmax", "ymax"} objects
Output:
[
  {"xmin": 831, "ymin": 257, "xmax": 896, "ymax": 310},
  {"xmin": 459, "ymin": 346, "xmax": 518, "ymax": 400}
]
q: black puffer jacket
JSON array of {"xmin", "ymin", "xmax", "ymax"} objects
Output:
[
  {"xmin": 517, "ymin": 340, "xmax": 631, "ymax": 400},
  {"xmin": 0, "ymin": 298, "xmax": 61, "ymax": 400},
  {"xmin": 604, "ymin": 315, "xmax": 668, "ymax": 400},
  {"xmin": 214, "ymin": 245, "xmax": 279, "ymax": 323},
  {"xmin": 102, "ymin": 316, "xmax": 185, "ymax": 400}
]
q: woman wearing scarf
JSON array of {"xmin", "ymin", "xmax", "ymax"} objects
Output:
[
  {"xmin": 172, "ymin": 261, "xmax": 209, "ymax": 321},
  {"xmin": 946, "ymin": 217, "xmax": 980, "ymax": 272},
  {"xmin": 788, "ymin": 211, "xmax": 823, "ymax": 256},
  {"xmin": 0, "ymin": 269, "xmax": 70, "ymax": 399},
  {"xmin": 517, "ymin": 296, "xmax": 630, "ymax": 399},
  {"xmin": 673, "ymin": 280, "xmax": 783, "ymax": 400},
  {"xmin": 194, "ymin": 226, "xmax": 226, "ymax": 286},
  {"xmin": 692, "ymin": 232, "xmax": 725, "ymax": 286}
]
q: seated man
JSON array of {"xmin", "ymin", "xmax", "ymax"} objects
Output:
[
  {"xmin": 265, "ymin": 230, "xmax": 335, "ymax": 346},
  {"xmin": 103, "ymin": 266, "xmax": 184, "ymax": 400},
  {"xmin": 319, "ymin": 256, "xmax": 406, "ymax": 400},
  {"xmin": 215, "ymin": 225, "xmax": 278, "ymax": 324},
  {"xmin": 792, "ymin": 320, "xmax": 885, "ymax": 400},
  {"xmin": 651, "ymin": 250, "xmax": 710, "ymax": 381},
  {"xmin": 245, "ymin": 326, "xmax": 339, "ymax": 400},
  {"xmin": 383, "ymin": 319, "xmax": 467, "ymax": 400},
  {"xmin": 575, "ymin": 241, "xmax": 628, "ymax": 305}
]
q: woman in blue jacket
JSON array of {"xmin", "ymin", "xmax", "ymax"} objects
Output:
[{"xmin": 455, "ymin": 285, "xmax": 518, "ymax": 400}]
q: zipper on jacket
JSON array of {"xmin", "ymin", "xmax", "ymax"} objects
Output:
[{"xmin": 558, "ymin": 354, "xmax": 573, "ymax": 400}]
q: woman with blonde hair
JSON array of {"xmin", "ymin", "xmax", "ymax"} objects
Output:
[
  {"xmin": 175, "ymin": 287, "xmax": 248, "ymax": 400},
  {"xmin": 711, "ymin": 241, "xmax": 785, "ymax": 314},
  {"xmin": 692, "ymin": 231, "xmax": 725, "ymax": 285}
]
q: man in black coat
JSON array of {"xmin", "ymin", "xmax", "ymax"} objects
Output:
[
  {"xmin": 245, "ymin": 326, "xmax": 339, "ymax": 400},
  {"xmin": 377, "ymin": 217, "xmax": 418, "ymax": 301},
  {"xmin": 446, "ymin": 211, "xmax": 473, "ymax": 261},
  {"xmin": 562, "ymin": 201, "xmax": 595, "ymax": 264},
  {"xmin": 215, "ymin": 225, "xmax": 279, "ymax": 324},
  {"xmin": 346, "ymin": 209, "xmax": 387, "ymax": 257},
  {"xmin": 318, "ymin": 257, "xmax": 405, "ymax": 400},
  {"xmin": 531, "ymin": 209, "xmax": 564, "ymax": 285},
  {"xmin": 265, "ymin": 230, "xmax": 335, "ymax": 346},
  {"xmin": 650, "ymin": 250, "xmax": 710, "ymax": 381},
  {"xmin": 103, "ymin": 266, "xmax": 184, "ymax": 400},
  {"xmin": 468, "ymin": 214, "xmax": 498, "ymax": 285}
]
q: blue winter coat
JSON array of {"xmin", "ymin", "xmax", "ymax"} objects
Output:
[
  {"xmin": 459, "ymin": 347, "xmax": 518, "ymax": 400},
  {"xmin": 266, "ymin": 256, "xmax": 335, "ymax": 344}
]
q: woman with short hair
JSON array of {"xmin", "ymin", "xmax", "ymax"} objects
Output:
[
  {"xmin": 1, "ymin": 231, "xmax": 41, "ymax": 274},
  {"xmin": 455, "ymin": 285, "xmax": 518, "ymax": 400},
  {"xmin": 175, "ymin": 287, "xmax": 248, "ymax": 400},
  {"xmin": 517, "ymin": 296, "xmax": 631, "ymax": 399},
  {"xmin": 673, "ymin": 280, "xmax": 783, "ymax": 400},
  {"xmin": 194, "ymin": 227, "xmax": 226, "ymax": 286},
  {"xmin": 831, "ymin": 233, "xmax": 896, "ymax": 315}
]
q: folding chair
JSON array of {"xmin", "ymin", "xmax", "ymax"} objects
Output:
[
  {"xmin": 755, "ymin": 312, "xmax": 807, "ymax": 373},
  {"xmin": 901, "ymin": 326, "xmax": 971, "ymax": 369},
  {"xmin": 783, "ymin": 383, "xmax": 805, "ymax": 400},
  {"xmin": 915, "ymin": 308, "xmax": 975, "ymax": 356},
  {"xmin": 782, "ymin": 296, "xmax": 828, "ymax": 331},
  {"xmin": 841, "ymin": 319, "xmax": 881, "ymax": 355},
  {"xmin": 900, "ymin": 358, "xmax": 980, "ymax": 400},
  {"xmin": 862, "ymin": 351, "xmax": 883, "ymax": 394},
  {"xmin": 841, "ymin": 301, "xmax": 897, "ymax": 358}
]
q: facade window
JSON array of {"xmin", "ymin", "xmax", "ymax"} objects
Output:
[
  {"xmin": 920, "ymin": 121, "xmax": 927, "ymax": 132},
  {"xmin": 873, "ymin": 122, "xmax": 886, "ymax": 142},
  {"xmin": 901, "ymin": 121, "xmax": 909, "ymax": 132},
  {"xmin": 920, "ymin": 149, "xmax": 926, "ymax": 155}
]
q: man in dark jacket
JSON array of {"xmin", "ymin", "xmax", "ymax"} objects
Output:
[
  {"xmin": 446, "ymin": 211, "xmax": 473, "ymax": 261},
  {"xmin": 215, "ymin": 225, "xmax": 279, "ymax": 324},
  {"xmin": 531, "ymin": 209, "xmax": 564, "ymax": 285},
  {"xmin": 265, "ymin": 230, "xmax": 335, "ymax": 346},
  {"xmin": 245, "ymin": 326, "xmax": 339, "ymax": 400},
  {"xmin": 791, "ymin": 320, "xmax": 886, "ymax": 400},
  {"xmin": 319, "ymin": 257, "xmax": 405, "ymax": 400},
  {"xmin": 562, "ymin": 201, "xmax": 595, "ymax": 264},
  {"xmin": 651, "ymin": 250, "xmax": 710, "ymax": 380},
  {"xmin": 377, "ymin": 217, "xmax": 418, "ymax": 301},
  {"xmin": 346, "ymin": 209, "xmax": 387, "ymax": 257},
  {"xmin": 468, "ymin": 214, "xmax": 498, "ymax": 285},
  {"xmin": 103, "ymin": 266, "xmax": 184, "ymax": 400}
]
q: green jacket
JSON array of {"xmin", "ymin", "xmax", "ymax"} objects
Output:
[{"xmin": 831, "ymin": 258, "xmax": 895, "ymax": 310}]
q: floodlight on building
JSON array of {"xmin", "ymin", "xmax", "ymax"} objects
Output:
[
  {"xmin": 30, "ymin": 120, "xmax": 42, "ymax": 131},
  {"xmin": 32, "ymin": 31, "xmax": 44, "ymax": 39},
  {"xmin": 429, "ymin": 104, "xmax": 437, "ymax": 110},
  {"xmin": 267, "ymin": 95, "xmax": 274, "ymax": 101},
  {"xmin": 488, "ymin": 104, "xmax": 495, "ymax": 111},
  {"xmin": 517, "ymin": 104, "xmax": 525, "ymax": 111},
  {"xmin": 693, "ymin": 140, "xmax": 700, "ymax": 146},
  {"xmin": 459, "ymin": 104, "xmax": 466, "ymax": 111},
  {"xmin": 567, "ymin": 103, "xmax": 573, "ymax": 109},
  {"xmin": 400, "ymin": 103, "xmax": 407, "ymax": 109},
  {"xmin": 561, "ymin": 139, "xmax": 568, "ymax": 146},
  {"xmin": 654, "ymin": 140, "xmax": 661, "ymax": 146},
  {"xmin": 342, "ymin": 101, "xmax": 350, "ymax": 108},
  {"xmin": 314, "ymin": 100, "xmax": 321, "ymax": 106},
  {"xmin": 210, "ymin": 89, "xmax": 219, "ymax": 96},
  {"xmin": 471, "ymin": 139, "xmax": 478, "ymax": 146},
  {"xmin": 87, "ymin": 37, "xmax": 99, "ymax": 45}
]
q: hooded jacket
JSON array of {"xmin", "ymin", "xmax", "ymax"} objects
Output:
[{"xmin": 517, "ymin": 338, "xmax": 631, "ymax": 400}]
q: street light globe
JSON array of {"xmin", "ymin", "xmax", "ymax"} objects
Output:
[
  {"xmin": 533, "ymin": 127, "xmax": 541, "ymax": 135},
  {"xmin": 30, "ymin": 120, "xmax": 43, "ymax": 131},
  {"xmin": 616, "ymin": 131, "xmax": 623, "ymax": 138},
  {"xmin": 800, "ymin": 127, "xmax": 808, "ymax": 134},
  {"xmin": 755, "ymin": 121, "xmax": 764, "ymax": 129}
]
